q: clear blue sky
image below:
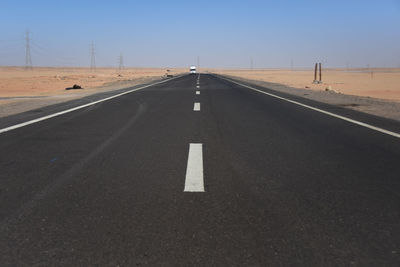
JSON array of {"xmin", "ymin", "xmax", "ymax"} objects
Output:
[{"xmin": 0, "ymin": 0, "xmax": 399, "ymax": 68}]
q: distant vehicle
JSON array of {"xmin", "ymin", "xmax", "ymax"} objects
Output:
[{"xmin": 190, "ymin": 66, "xmax": 197, "ymax": 74}]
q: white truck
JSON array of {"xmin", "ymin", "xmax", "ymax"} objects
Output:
[{"xmin": 190, "ymin": 66, "xmax": 197, "ymax": 74}]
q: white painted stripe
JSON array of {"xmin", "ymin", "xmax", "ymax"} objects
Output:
[
  {"xmin": 196, "ymin": 91, "xmax": 200, "ymax": 95},
  {"xmin": 0, "ymin": 76, "xmax": 181, "ymax": 134},
  {"xmin": 196, "ymin": 85, "xmax": 200, "ymax": 88},
  {"xmin": 193, "ymin": 103, "xmax": 200, "ymax": 111},
  {"xmin": 220, "ymin": 76, "xmax": 400, "ymax": 139},
  {"xmin": 184, "ymin": 143, "xmax": 204, "ymax": 192}
]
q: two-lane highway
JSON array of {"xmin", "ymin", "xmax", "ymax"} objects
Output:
[{"xmin": 0, "ymin": 74, "xmax": 399, "ymax": 265}]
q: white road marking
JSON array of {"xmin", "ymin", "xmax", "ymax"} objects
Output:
[
  {"xmin": 196, "ymin": 85, "xmax": 200, "ymax": 88},
  {"xmin": 193, "ymin": 103, "xmax": 201, "ymax": 111},
  {"xmin": 184, "ymin": 143, "xmax": 204, "ymax": 192},
  {"xmin": 196, "ymin": 91, "xmax": 200, "ymax": 95},
  {"xmin": 0, "ymin": 76, "xmax": 182, "ymax": 134},
  {"xmin": 220, "ymin": 76, "xmax": 400, "ymax": 139}
]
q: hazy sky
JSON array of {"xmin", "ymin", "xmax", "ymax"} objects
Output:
[{"xmin": 0, "ymin": 0, "xmax": 399, "ymax": 68}]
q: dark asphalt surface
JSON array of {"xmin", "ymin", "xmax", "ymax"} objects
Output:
[{"xmin": 0, "ymin": 74, "xmax": 399, "ymax": 266}]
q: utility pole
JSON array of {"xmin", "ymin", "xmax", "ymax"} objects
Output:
[
  {"xmin": 118, "ymin": 53, "xmax": 124, "ymax": 71},
  {"xmin": 25, "ymin": 30, "xmax": 32, "ymax": 70},
  {"xmin": 90, "ymin": 41, "xmax": 96, "ymax": 72},
  {"xmin": 291, "ymin": 59, "xmax": 293, "ymax": 71},
  {"xmin": 197, "ymin": 56, "xmax": 200, "ymax": 72},
  {"xmin": 314, "ymin": 63, "xmax": 318, "ymax": 82},
  {"xmin": 313, "ymin": 63, "xmax": 322, "ymax": 83},
  {"xmin": 319, "ymin": 62, "xmax": 322, "ymax": 82},
  {"xmin": 250, "ymin": 57, "xmax": 253, "ymax": 70}
]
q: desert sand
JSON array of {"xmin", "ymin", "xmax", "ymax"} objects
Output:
[
  {"xmin": 0, "ymin": 67, "xmax": 183, "ymax": 98},
  {"xmin": 0, "ymin": 67, "xmax": 184, "ymax": 117},
  {"xmin": 211, "ymin": 68, "xmax": 400, "ymax": 102}
]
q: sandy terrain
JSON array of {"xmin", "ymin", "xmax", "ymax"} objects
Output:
[
  {"xmin": 0, "ymin": 67, "xmax": 184, "ymax": 117},
  {"xmin": 0, "ymin": 67, "xmax": 183, "ymax": 98},
  {"xmin": 211, "ymin": 68, "xmax": 400, "ymax": 101}
]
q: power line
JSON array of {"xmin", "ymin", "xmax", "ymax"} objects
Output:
[
  {"xmin": 90, "ymin": 41, "xmax": 96, "ymax": 71},
  {"xmin": 25, "ymin": 30, "xmax": 32, "ymax": 69},
  {"xmin": 30, "ymin": 39, "xmax": 78, "ymax": 66}
]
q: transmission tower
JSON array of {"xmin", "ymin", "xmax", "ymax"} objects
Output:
[
  {"xmin": 118, "ymin": 53, "xmax": 124, "ymax": 71},
  {"xmin": 90, "ymin": 42, "xmax": 96, "ymax": 72},
  {"xmin": 250, "ymin": 57, "xmax": 253, "ymax": 70},
  {"xmin": 25, "ymin": 30, "xmax": 32, "ymax": 70}
]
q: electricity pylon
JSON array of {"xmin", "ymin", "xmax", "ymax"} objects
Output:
[
  {"xmin": 119, "ymin": 53, "xmax": 124, "ymax": 71},
  {"xmin": 90, "ymin": 41, "xmax": 96, "ymax": 72},
  {"xmin": 25, "ymin": 30, "xmax": 32, "ymax": 70}
]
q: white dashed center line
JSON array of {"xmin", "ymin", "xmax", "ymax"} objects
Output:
[
  {"xmin": 184, "ymin": 143, "xmax": 204, "ymax": 192},
  {"xmin": 185, "ymin": 76, "xmax": 204, "ymax": 192}
]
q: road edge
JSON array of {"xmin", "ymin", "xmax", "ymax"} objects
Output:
[
  {"xmin": 0, "ymin": 75, "xmax": 186, "ymax": 134},
  {"xmin": 214, "ymin": 74, "xmax": 400, "ymax": 139}
]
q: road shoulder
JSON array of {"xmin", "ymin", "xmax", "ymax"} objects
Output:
[
  {"xmin": 213, "ymin": 73, "xmax": 400, "ymax": 123},
  {"xmin": 213, "ymin": 73, "xmax": 400, "ymax": 136},
  {"xmin": 0, "ymin": 75, "xmax": 184, "ymax": 130}
]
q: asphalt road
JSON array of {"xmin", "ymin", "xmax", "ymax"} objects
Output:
[{"xmin": 0, "ymin": 74, "xmax": 399, "ymax": 266}]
